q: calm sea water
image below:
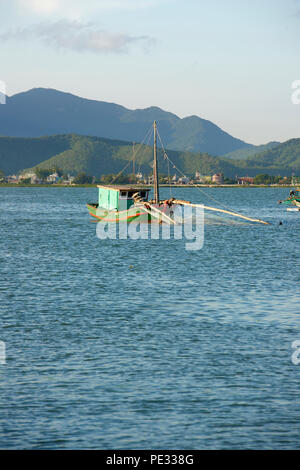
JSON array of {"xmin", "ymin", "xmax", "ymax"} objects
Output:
[{"xmin": 0, "ymin": 187, "xmax": 299, "ymax": 449}]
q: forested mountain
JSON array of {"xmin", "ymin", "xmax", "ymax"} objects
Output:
[
  {"xmin": 240, "ymin": 139, "xmax": 300, "ymax": 171},
  {"xmin": 0, "ymin": 87, "xmax": 252, "ymax": 156},
  {"xmin": 222, "ymin": 141, "xmax": 280, "ymax": 160}
]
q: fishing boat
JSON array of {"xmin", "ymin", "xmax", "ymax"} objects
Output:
[
  {"xmin": 87, "ymin": 121, "xmax": 269, "ymax": 225},
  {"xmin": 279, "ymin": 190, "xmax": 300, "ymax": 212},
  {"xmin": 87, "ymin": 122, "xmax": 180, "ymax": 224}
]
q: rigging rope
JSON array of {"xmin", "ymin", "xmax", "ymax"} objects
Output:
[
  {"xmin": 109, "ymin": 124, "xmax": 153, "ymax": 185},
  {"xmin": 164, "ymin": 150, "xmax": 173, "ymax": 198}
]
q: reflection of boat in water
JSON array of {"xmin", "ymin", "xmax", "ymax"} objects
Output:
[
  {"xmin": 279, "ymin": 189, "xmax": 300, "ymax": 212},
  {"xmin": 87, "ymin": 121, "xmax": 269, "ymax": 225}
]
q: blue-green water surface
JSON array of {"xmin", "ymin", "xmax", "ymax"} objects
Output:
[{"xmin": 0, "ymin": 187, "xmax": 299, "ymax": 449}]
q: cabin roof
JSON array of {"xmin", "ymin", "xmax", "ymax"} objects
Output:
[{"xmin": 97, "ymin": 185, "xmax": 151, "ymax": 192}]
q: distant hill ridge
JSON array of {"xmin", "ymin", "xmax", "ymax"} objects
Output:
[{"xmin": 0, "ymin": 87, "xmax": 256, "ymax": 156}]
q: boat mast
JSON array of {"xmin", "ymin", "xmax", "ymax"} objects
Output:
[
  {"xmin": 153, "ymin": 120, "xmax": 159, "ymax": 203},
  {"xmin": 132, "ymin": 142, "xmax": 135, "ymax": 178}
]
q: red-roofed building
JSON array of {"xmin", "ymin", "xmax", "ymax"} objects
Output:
[{"xmin": 237, "ymin": 177, "xmax": 254, "ymax": 185}]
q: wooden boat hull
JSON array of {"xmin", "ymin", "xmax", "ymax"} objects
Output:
[
  {"xmin": 87, "ymin": 203, "xmax": 149, "ymax": 222},
  {"xmin": 87, "ymin": 202, "xmax": 177, "ymax": 223}
]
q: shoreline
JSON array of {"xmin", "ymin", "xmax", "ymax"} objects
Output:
[{"xmin": 0, "ymin": 183, "xmax": 296, "ymax": 189}]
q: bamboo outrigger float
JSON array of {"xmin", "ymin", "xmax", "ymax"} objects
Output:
[{"xmin": 87, "ymin": 121, "xmax": 270, "ymax": 225}]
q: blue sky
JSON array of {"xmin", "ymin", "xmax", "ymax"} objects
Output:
[{"xmin": 0, "ymin": 0, "xmax": 300, "ymax": 144}]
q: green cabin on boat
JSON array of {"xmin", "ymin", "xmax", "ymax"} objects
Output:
[{"xmin": 97, "ymin": 185, "xmax": 150, "ymax": 212}]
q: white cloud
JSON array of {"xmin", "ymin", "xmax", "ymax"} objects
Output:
[
  {"xmin": 18, "ymin": 0, "xmax": 60, "ymax": 14},
  {"xmin": 16, "ymin": 0, "xmax": 161, "ymax": 16},
  {"xmin": 0, "ymin": 20, "xmax": 154, "ymax": 54}
]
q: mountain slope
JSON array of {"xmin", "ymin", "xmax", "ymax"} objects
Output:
[
  {"xmin": 236, "ymin": 138, "xmax": 300, "ymax": 173},
  {"xmin": 222, "ymin": 141, "xmax": 280, "ymax": 160},
  {"xmin": 0, "ymin": 134, "xmax": 299, "ymax": 179},
  {"xmin": 0, "ymin": 87, "xmax": 252, "ymax": 156},
  {"xmin": 0, "ymin": 135, "xmax": 72, "ymax": 175},
  {"xmin": 22, "ymin": 134, "xmax": 238, "ymax": 177}
]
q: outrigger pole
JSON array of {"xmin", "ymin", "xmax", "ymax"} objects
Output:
[
  {"xmin": 172, "ymin": 199, "xmax": 270, "ymax": 225},
  {"xmin": 153, "ymin": 120, "xmax": 160, "ymax": 204}
]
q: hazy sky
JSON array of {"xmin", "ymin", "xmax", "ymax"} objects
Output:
[{"xmin": 0, "ymin": 0, "xmax": 300, "ymax": 144}]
